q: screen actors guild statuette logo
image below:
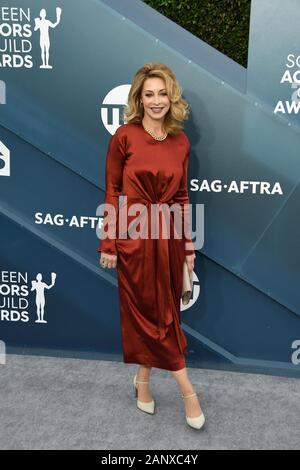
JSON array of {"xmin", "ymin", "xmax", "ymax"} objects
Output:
[
  {"xmin": 34, "ymin": 7, "xmax": 62, "ymax": 69},
  {"xmin": 31, "ymin": 272, "xmax": 57, "ymax": 323}
]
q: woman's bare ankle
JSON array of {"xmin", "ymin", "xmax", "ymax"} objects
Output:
[{"xmin": 137, "ymin": 365, "xmax": 152, "ymax": 381}]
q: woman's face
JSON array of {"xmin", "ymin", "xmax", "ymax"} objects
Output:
[{"xmin": 140, "ymin": 77, "xmax": 171, "ymax": 122}]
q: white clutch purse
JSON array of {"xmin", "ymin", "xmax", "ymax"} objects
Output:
[{"xmin": 181, "ymin": 260, "xmax": 193, "ymax": 305}]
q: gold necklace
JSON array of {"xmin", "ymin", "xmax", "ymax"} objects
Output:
[{"xmin": 142, "ymin": 122, "xmax": 168, "ymax": 141}]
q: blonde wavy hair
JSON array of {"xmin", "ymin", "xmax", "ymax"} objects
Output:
[{"xmin": 123, "ymin": 62, "xmax": 190, "ymax": 136}]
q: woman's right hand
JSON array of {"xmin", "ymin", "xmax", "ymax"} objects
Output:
[{"xmin": 99, "ymin": 251, "xmax": 117, "ymax": 269}]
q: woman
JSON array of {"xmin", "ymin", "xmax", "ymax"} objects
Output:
[{"xmin": 97, "ymin": 63, "xmax": 205, "ymax": 430}]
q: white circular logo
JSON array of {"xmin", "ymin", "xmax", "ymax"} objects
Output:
[{"xmin": 101, "ymin": 84, "xmax": 131, "ymax": 135}]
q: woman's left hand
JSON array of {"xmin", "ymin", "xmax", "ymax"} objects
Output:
[{"xmin": 185, "ymin": 253, "xmax": 196, "ymax": 276}]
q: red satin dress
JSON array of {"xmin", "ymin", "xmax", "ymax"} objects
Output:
[{"xmin": 97, "ymin": 122, "xmax": 195, "ymax": 371}]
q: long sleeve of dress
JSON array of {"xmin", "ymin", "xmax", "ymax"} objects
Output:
[
  {"xmin": 173, "ymin": 141, "xmax": 195, "ymax": 256},
  {"xmin": 97, "ymin": 129, "xmax": 127, "ymax": 256}
]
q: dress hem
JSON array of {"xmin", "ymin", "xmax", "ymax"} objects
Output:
[{"xmin": 123, "ymin": 354, "xmax": 186, "ymax": 371}]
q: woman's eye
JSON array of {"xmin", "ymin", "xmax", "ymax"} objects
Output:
[{"xmin": 145, "ymin": 93, "xmax": 167, "ymax": 97}]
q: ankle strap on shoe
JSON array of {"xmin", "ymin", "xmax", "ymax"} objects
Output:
[{"xmin": 181, "ymin": 392, "xmax": 196, "ymax": 399}]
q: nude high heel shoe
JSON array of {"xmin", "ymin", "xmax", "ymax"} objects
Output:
[
  {"xmin": 181, "ymin": 392, "xmax": 206, "ymax": 430},
  {"xmin": 133, "ymin": 373, "xmax": 156, "ymax": 415}
]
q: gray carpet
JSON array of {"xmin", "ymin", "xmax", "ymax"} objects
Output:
[{"xmin": 0, "ymin": 353, "xmax": 299, "ymax": 450}]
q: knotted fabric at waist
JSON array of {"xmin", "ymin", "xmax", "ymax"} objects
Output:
[{"xmin": 119, "ymin": 195, "xmax": 186, "ymax": 240}]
